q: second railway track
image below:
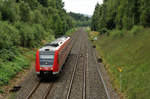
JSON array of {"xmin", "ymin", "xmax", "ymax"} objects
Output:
[
  {"xmin": 66, "ymin": 30, "xmax": 88, "ymax": 99},
  {"xmin": 66, "ymin": 34, "xmax": 83, "ymax": 99}
]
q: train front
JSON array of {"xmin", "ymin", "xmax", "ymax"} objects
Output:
[{"xmin": 35, "ymin": 47, "xmax": 58, "ymax": 77}]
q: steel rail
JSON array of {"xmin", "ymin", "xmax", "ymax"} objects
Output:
[
  {"xmin": 92, "ymin": 45, "xmax": 111, "ymax": 99},
  {"xmin": 25, "ymin": 82, "xmax": 41, "ymax": 99},
  {"xmin": 43, "ymin": 83, "xmax": 54, "ymax": 99},
  {"xmin": 82, "ymin": 32, "xmax": 88, "ymax": 99},
  {"xmin": 82, "ymin": 47, "xmax": 88, "ymax": 99},
  {"xmin": 66, "ymin": 35, "xmax": 83, "ymax": 99}
]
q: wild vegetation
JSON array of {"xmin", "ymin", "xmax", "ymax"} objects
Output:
[
  {"xmin": 90, "ymin": 0, "xmax": 150, "ymax": 98},
  {"xmin": 69, "ymin": 12, "xmax": 91, "ymax": 27},
  {"xmin": 0, "ymin": 0, "xmax": 78, "ymax": 90},
  {"xmin": 91, "ymin": 0, "xmax": 150, "ymax": 32},
  {"xmin": 0, "ymin": 0, "xmax": 91, "ymax": 91}
]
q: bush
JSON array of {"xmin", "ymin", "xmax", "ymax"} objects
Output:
[
  {"xmin": 109, "ymin": 29, "xmax": 124, "ymax": 38},
  {"xmin": 0, "ymin": 54, "xmax": 30, "ymax": 86},
  {"xmin": 0, "ymin": 12, "xmax": 1, "ymax": 20},
  {"xmin": 0, "ymin": 49, "xmax": 15, "ymax": 61},
  {"xmin": 0, "ymin": 46, "xmax": 20, "ymax": 62},
  {"xmin": 129, "ymin": 25, "xmax": 144, "ymax": 35},
  {"xmin": 98, "ymin": 28, "xmax": 109, "ymax": 36}
]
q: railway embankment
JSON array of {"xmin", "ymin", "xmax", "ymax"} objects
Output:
[{"xmin": 88, "ymin": 27, "xmax": 150, "ymax": 99}]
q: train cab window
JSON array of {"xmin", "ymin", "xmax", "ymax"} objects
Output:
[{"xmin": 39, "ymin": 52, "xmax": 55, "ymax": 67}]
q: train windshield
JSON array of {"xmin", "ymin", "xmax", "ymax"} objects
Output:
[
  {"xmin": 40, "ymin": 55, "xmax": 54, "ymax": 59},
  {"xmin": 39, "ymin": 51, "xmax": 55, "ymax": 67}
]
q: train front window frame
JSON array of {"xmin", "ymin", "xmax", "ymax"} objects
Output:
[
  {"xmin": 40, "ymin": 55, "xmax": 54, "ymax": 59},
  {"xmin": 39, "ymin": 51, "xmax": 55, "ymax": 67}
]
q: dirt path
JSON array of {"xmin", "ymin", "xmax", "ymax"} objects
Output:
[{"xmin": 13, "ymin": 28, "xmax": 119, "ymax": 99}]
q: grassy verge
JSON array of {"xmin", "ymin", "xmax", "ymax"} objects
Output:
[
  {"xmin": 88, "ymin": 26, "xmax": 150, "ymax": 99},
  {"xmin": 0, "ymin": 47, "xmax": 36, "ymax": 93}
]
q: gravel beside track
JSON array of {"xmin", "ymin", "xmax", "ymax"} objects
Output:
[{"xmin": 14, "ymin": 28, "xmax": 119, "ymax": 99}]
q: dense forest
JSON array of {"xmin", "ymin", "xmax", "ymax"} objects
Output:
[
  {"xmin": 69, "ymin": 12, "xmax": 91, "ymax": 26},
  {"xmin": 0, "ymin": 0, "xmax": 75, "ymax": 49},
  {"xmin": 91, "ymin": 0, "xmax": 150, "ymax": 33}
]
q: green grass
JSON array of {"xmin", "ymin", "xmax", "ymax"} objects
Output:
[{"xmin": 89, "ymin": 27, "xmax": 150, "ymax": 99}]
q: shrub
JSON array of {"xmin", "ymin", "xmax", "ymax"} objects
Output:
[
  {"xmin": 98, "ymin": 28, "xmax": 109, "ymax": 35},
  {"xmin": 0, "ymin": 49, "xmax": 15, "ymax": 61},
  {"xmin": 0, "ymin": 54, "xmax": 30, "ymax": 86},
  {"xmin": 0, "ymin": 12, "xmax": 1, "ymax": 20},
  {"xmin": 109, "ymin": 29, "xmax": 124, "ymax": 38},
  {"xmin": 129, "ymin": 25, "xmax": 144, "ymax": 35}
]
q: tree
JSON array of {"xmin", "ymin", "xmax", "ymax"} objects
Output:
[
  {"xmin": 19, "ymin": 1, "xmax": 32, "ymax": 22},
  {"xmin": 91, "ymin": 0, "xmax": 150, "ymax": 32},
  {"xmin": 140, "ymin": 0, "xmax": 150, "ymax": 27}
]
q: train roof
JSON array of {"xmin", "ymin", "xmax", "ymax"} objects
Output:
[{"xmin": 39, "ymin": 36, "xmax": 70, "ymax": 52}]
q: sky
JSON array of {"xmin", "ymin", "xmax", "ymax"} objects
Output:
[{"xmin": 62, "ymin": 0, "xmax": 103, "ymax": 15}]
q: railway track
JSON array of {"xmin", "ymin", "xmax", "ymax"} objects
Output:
[
  {"xmin": 25, "ymin": 82, "xmax": 40, "ymax": 99},
  {"xmin": 93, "ymin": 48, "xmax": 111, "ymax": 99},
  {"xmin": 25, "ymin": 82, "xmax": 54, "ymax": 99},
  {"xmin": 66, "ymin": 36, "xmax": 83, "ymax": 99},
  {"xmin": 66, "ymin": 30, "xmax": 88, "ymax": 99},
  {"xmin": 82, "ymin": 40, "xmax": 88, "ymax": 99},
  {"xmin": 24, "ymin": 29, "xmax": 81, "ymax": 99},
  {"xmin": 43, "ymin": 83, "xmax": 54, "ymax": 99},
  {"xmin": 88, "ymin": 36, "xmax": 111, "ymax": 99}
]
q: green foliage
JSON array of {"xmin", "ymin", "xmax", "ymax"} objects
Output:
[
  {"xmin": 129, "ymin": 25, "xmax": 144, "ymax": 35},
  {"xmin": 0, "ymin": 0, "xmax": 75, "ymax": 49},
  {"xmin": 89, "ymin": 22, "xmax": 150, "ymax": 98},
  {"xmin": 19, "ymin": 1, "xmax": 33, "ymax": 22},
  {"xmin": 0, "ymin": 52, "xmax": 31, "ymax": 86},
  {"xmin": 0, "ymin": 21, "xmax": 20, "ymax": 49},
  {"xmin": 92, "ymin": 28, "xmax": 150, "ymax": 99},
  {"xmin": 139, "ymin": 0, "xmax": 150, "ymax": 27},
  {"xmin": 0, "ymin": 0, "xmax": 20, "ymax": 22},
  {"xmin": 0, "ymin": 11, "xmax": 2, "ymax": 20},
  {"xmin": 15, "ymin": 22, "xmax": 47, "ymax": 47},
  {"xmin": 65, "ymin": 27, "xmax": 78, "ymax": 36},
  {"xmin": 0, "ymin": 0, "xmax": 75, "ymax": 88},
  {"xmin": 0, "ymin": 49, "xmax": 16, "ymax": 61},
  {"xmin": 69, "ymin": 12, "xmax": 91, "ymax": 27},
  {"xmin": 53, "ymin": 14, "xmax": 63, "ymax": 37},
  {"xmin": 91, "ymin": 0, "xmax": 150, "ymax": 31},
  {"xmin": 99, "ymin": 28, "xmax": 109, "ymax": 35},
  {"xmin": 109, "ymin": 29, "xmax": 124, "ymax": 38}
]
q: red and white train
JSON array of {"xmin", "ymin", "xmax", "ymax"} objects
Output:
[{"xmin": 35, "ymin": 36, "xmax": 72, "ymax": 77}]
